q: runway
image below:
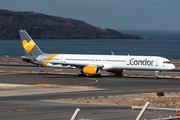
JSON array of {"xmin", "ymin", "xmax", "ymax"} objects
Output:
[
  {"xmin": 1, "ymin": 73, "xmax": 180, "ymax": 100},
  {"xmin": 0, "ymin": 64, "xmax": 180, "ymax": 119}
]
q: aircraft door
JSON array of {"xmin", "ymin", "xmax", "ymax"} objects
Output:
[
  {"xmin": 59, "ymin": 57, "xmax": 65, "ymax": 63},
  {"xmin": 93, "ymin": 58, "xmax": 97, "ymax": 63},
  {"xmin": 126, "ymin": 57, "xmax": 131, "ymax": 65},
  {"xmin": 155, "ymin": 59, "xmax": 159, "ymax": 66}
]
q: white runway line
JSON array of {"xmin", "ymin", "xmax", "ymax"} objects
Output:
[
  {"xmin": 0, "ymin": 87, "xmax": 105, "ymax": 97},
  {"xmin": 0, "ymin": 83, "xmax": 27, "ymax": 87}
]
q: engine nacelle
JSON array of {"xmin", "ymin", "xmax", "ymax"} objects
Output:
[{"xmin": 83, "ymin": 66, "xmax": 100, "ymax": 75}]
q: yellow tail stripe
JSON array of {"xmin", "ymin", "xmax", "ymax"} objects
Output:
[
  {"xmin": 42, "ymin": 54, "xmax": 59, "ymax": 66},
  {"xmin": 45, "ymin": 54, "xmax": 59, "ymax": 62}
]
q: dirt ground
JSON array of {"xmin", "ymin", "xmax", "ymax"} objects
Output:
[
  {"xmin": 0, "ymin": 56, "xmax": 30, "ymax": 64},
  {"xmin": 44, "ymin": 92, "xmax": 180, "ymax": 108},
  {"xmin": 171, "ymin": 59, "xmax": 180, "ymax": 69}
]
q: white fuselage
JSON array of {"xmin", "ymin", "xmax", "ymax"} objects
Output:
[{"xmin": 37, "ymin": 54, "xmax": 175, "ymax": 71}]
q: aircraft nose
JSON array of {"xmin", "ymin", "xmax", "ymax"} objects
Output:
[{"xmin": 172, "ymin": 64, "xmax": 175, "ymax": 69}]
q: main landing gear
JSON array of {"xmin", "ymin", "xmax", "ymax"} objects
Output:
[
  {"xmin": 78, "ymin": 70, "xmax": 86, "ymax": 77},
  {"xmin": 155, "ymin": 71, "xmax": 161, "ymax": 79},
  {"xmin": 115, "ymin": 73, "xmax": 123, "ymax": 77},
  {"xmin": 78, "ymin": 74, "xmax": 86, "ymax": 77}
]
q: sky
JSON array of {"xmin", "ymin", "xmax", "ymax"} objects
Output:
[{"xmin": 0, "ymin": 0, "xmax": 180, "ymax": 30}]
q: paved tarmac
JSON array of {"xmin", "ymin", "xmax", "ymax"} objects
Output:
[{"xmin": 0, "ymin": 64, "xmax": 180, "ymax": 119}]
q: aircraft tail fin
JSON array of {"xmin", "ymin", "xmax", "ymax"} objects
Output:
[{"xmin": 18, "ymin": 30, "xmax": 43, "ymax": 59}]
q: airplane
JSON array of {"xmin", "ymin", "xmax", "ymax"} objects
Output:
[{"xmin": 19, "ymin": 30, "xmax": 175, "ymax": 79}]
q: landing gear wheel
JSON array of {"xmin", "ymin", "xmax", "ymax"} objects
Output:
[
  {"xmin": 78, "ymin": 69, "xmax": 86, "ymax": 77},
  {"xmin": 115, "ymin": 73, "xmax": 123, "ymax": 77},
  {"xmin": 93, "ymin": 74, "xmax": 101, "ymax": 77},
  {"xmin": 78, "ymin": 74, "xmax": 86, "ymax": 77}
]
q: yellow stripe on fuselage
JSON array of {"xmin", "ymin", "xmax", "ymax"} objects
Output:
[
  {"xmin": 42, "ymin": 54, "xmax": 59, "ymax": 66},
  {"xmin": 42, "ymin": 62, "xmax": 48, "ymax": 66}
]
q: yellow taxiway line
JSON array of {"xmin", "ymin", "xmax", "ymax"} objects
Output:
[
  {"xmin": 0, "ymin": 72, "xmax": 97, "ymax": 89},
  {"xmin": 0, "ymin": 84, "xmax": 97, "ymax": 89},
  {"xmin": 0, "ymin": 73, "xmax": 22, "ymax": 75}
]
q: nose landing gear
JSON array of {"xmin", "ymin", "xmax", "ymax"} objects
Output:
[{"xmin": 155, "ymin": 71, "xmax": 161, "ymax": 79}]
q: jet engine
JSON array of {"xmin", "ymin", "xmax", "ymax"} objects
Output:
[{"xmin": 83, "ymin": 66, "xmax": 100, "ymax": 75}]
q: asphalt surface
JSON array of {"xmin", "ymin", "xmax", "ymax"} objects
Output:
[{"xmin": 0, "ymin": 64, "xmax": 180, "ymax": 120}]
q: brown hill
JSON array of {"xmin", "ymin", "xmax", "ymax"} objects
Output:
[{"xmin": 0, "ymin": 9, "xmax": 141, "ymax": 39}]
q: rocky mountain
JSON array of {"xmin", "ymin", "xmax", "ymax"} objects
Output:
[{"xmin": 0, "ymin": 9, "xmax": 141, "ymax": 39}]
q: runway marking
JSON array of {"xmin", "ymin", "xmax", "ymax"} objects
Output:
[
  {"xmin": 0, "ymin": 83, "xmax": 27, "ymax": 87},
  {"xmin": 76, "ymin": 78, "xmax": 99, "ymax": 86},
  {"xmin": 0, "ymin": 84, "xmax": 97, "ymax": 89}
]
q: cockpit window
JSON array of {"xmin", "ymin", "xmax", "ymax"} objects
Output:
[{"xmin": 163, "ymin": 61, "xmax": 171, "ymax": 64}]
